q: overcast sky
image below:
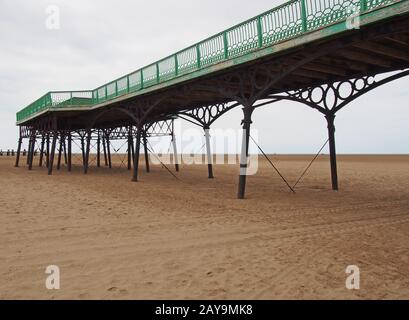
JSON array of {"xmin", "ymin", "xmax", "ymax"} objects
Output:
[{"xmin": 1, "ymin": 0, "xmax": 408, "ymax": 154}]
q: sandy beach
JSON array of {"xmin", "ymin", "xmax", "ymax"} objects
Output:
[{"xmin": 0, "ymin": 154, "xmax": 408, "ymax": 299}]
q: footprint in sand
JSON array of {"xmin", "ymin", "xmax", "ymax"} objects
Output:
[
  {"xmin": 107, "ymin": 287, "xmax": 128, "ymax": 295},
  {"xmin": 107, "ymin": 286, "xmax": 118, "ymax": 292}
]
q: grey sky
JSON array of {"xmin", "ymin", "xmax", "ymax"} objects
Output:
[{"xmin": 1, "ymin": 0, "xmax": 408, "ymax": 154}]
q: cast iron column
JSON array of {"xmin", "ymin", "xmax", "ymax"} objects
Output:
[
  {"xmin": 132, "ymin": 127, "xmax": 142, "ymax": 181},
  {"xmin": 39, "ymin": 134, "xmax": 45, "ymax": 167},
  {"xmin": 80, "ymin": 134, "xmax": 86, "ymax": 168},
  {"xmin": 28, "ymin": 131, "xmax": 35, "ymax": 171},
  {"xmin": 57, "ymin": 133, "xmax": 63, "ymax": 170},
  {"xmin": 171, "ymin": 132, "xmax": 179, "ymax": 172},
  {"xmin": 102, "ymin": 134, "xmax": 108, "ymax": 166},
  {"xmin": 127, "ymin": 126, "xmax": 132, "ymax": 171},
  {"xmin": 46, "ymin": 133, "xmax": 50, "ymax": 168},
  {"xmin": 84, "ymin": 130, "xmax": 91, "ymax": 174},
  {"xmin": 143, "ymin": 131, "xmax": 150, "ymax": 173},
  {"xmin": 63, "ymin": 138, "xmax": 67, "ymax": 165},
  {"xmin": 106, "ymin": 131, "xmax": 112, "ymax": 169},
  {"xmin": 97, "ymin": 129, "xmax": 101, "ymax": 168},
  {"xmin": 238, "ymin": 107, "xmax": 253, "ymax": 199},
  {"xmin": 67, "ymin": 132, "xmax": 72, "ymax": 172},
  {"xmin": 204, "ymin": 126, "xmax": 214, "ymax": 179},
  {"xmin": 14, "ymin": 129, "xmax": 23, "ymax": 168},
  {"xmin": 48, "ymin": 133, "xmax": 57, "ymax": 175},
  {"xmin": 326, "ymin": 112, "xmax": 339, "ymax": 191}
]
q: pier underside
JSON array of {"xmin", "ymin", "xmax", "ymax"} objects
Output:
[{"xmin": 15, "ymin": 1, "xmax": 409, "ymax": 198}]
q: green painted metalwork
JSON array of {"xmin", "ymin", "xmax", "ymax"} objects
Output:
[
  {"xmin": 16, "ymin": 0, "xmax": 404, "ymax": 123},
  {"xmin": 301, "ymin": 0, "xmax": 308, "ymax": 32}
]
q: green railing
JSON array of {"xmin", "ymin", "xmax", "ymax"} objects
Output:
[
  {"xmin": 16, "ymin": 91, "xmax": 93, "ymax": 122},
  {"xmin": 16, "ymin": 0, "xmax": 399, "ymax": 123}
]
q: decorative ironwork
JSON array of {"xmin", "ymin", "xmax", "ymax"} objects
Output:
[
  {"xmin": 266, "ymin": 70, "xmax": 409, "ymax": 114},
  {"xmin": 14, "ymin": 117, "xmax": 178, "ymax": 174},
  {"xmin": 178, "ymin": 103, "xmax": 239, "ymax": 128},
  {"xmin": 144, "ymin": 119, "xmax": 174, "ymax": 137}
]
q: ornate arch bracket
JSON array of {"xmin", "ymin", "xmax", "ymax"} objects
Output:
[
  {"xmin": 177, "ymin": 102, "xmax": 239, "ymax": 129},
  {"xmin": 176, "ymin": 102, "xmax": 241, "ymax": 179},
  {"xmin": 266, "ymin": 70, "xmax": 409, "ymax": 116}
]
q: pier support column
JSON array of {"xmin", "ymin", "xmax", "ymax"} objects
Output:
[
  {"xmin": 48, "ymin": 133, "xmax": 57, "ymax": 175},
  {"xmin": 131, "ymin": 133, "xmax": 135, "ymax": 169},
  {"xmin": 238, "ymin": 106, "xmax": 254, "ymax": 199},
  {"xmin": 46, "ymin": 133, "xmax": 50, "ymax": 168},
  {"xmin": 39, "ymin": 135, "xmax": 45, "ymax": 167},
  {"xmin": 132, "ymin": 128, "xmax": 142, "ymax": 182},
  {"xmin": 28, "ymin": 131, "xmax": 35, "ymax": 171},
  {"xmin": 127, "ymin": 126, "xmax": 132, "ymax": 171},
  {"xmin": 171, "ymin": 132, "xmax": 179, "ymax": 172},
  {"xmin": 143, "ymin": 131, "xmax": 150, "ymax": 173},
  {"xmin": 97, "ymin": 130, "xmax": 101, "ymax": 168},
  {"xmin": 204, "ymin": 126, "xmax": 214, "ymax": 179},
  {"xmin": 84, "ymin": 130, "xmax": 91, "ymax": 174},
  {"xmin": 26, "ymin": 146, "xmax": 29, "ymax": 165},
  {"xmin": 80, "ymin": 135, "xmax": 86, "ymax": 168},
  {"xmin": 57, "ymin": 133, "xmax": 63, "ymax": 170},
  {"xmin": 14, "ymin": 130, "xmax": 23, "ymax": 168},
  {"xmin": 63, "ymin": 138, "xmax": 67, "ymax": 165},
  {"xmin": 106, "ymin": 132, "xmax": 112, "ymax": 169},
  {"xmin": 325, "ymin": 113, "xmax": 338, "ymax": 191},
  {"xmin": 102, "ymin": 134, "xmax": 108, "ymax": 166},
  {"xmin": 26, "ymin": 134, "xmax": 32, "ymax": 166},
  {"xmin": 67, "ymin": 132, "xmax": 72, "ymax": 172}
]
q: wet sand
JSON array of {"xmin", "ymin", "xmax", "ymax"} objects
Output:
[{"xmin": 0, "ymin": 155, "xmax": 408, "ymax": 299}]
